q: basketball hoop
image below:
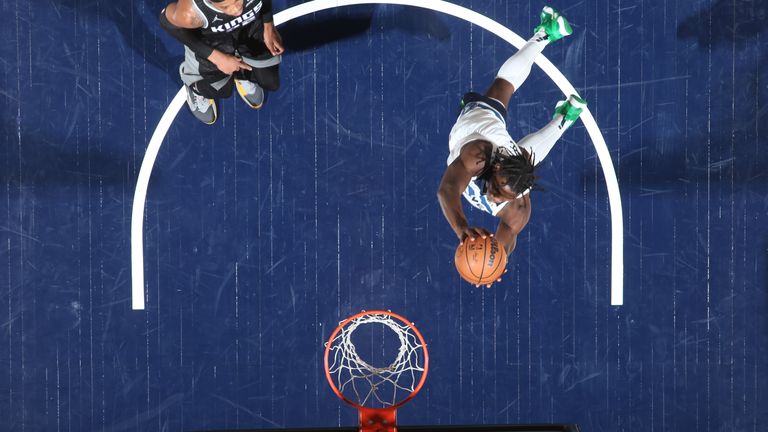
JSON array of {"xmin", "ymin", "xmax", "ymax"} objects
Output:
[{"xmin": 324, "ymin": 310, "xmax": 429, "ymax": 432}]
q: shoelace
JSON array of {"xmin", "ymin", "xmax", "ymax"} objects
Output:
[
  {"xmin": 193, "ymin": 93, "xmax": 210, "ymax": 112},
  {"xmin": 237, "ymin": 80, "xmax": 257, "ymax": 94}
]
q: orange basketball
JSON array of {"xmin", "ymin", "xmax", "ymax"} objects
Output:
[{"xmin": 454, "ymin": 236, "xmax": 507, "ymax": 285}]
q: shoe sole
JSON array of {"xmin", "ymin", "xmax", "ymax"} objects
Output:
[
  {"xmin": 556, "ymin": 17, "xmax": 572, "ymax": 37},
  {"xmin": 235, "ymin": 80, "xmax": 264, "ymax": 110},
  {"xmin": 202, "ymin": 102, "xmax": 218, "ymax": 125}
]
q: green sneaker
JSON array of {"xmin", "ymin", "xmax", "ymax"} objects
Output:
[
  {"xmin": 534, "ymin": 6, "xmax": 573, "ymax": 42},
  {"xmin": 553, "ymin": 95, "xmax": 586, "ymax": 128}
]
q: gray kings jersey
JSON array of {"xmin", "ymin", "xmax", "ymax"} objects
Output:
[{"xmin": 191, "ymin": 0, "xmax": 265, "ymax": 35}]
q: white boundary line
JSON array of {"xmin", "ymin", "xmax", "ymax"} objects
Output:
[
  {"xmin": 131, "ymin": 89, "xmax": 186, "ymax": 310},
  {"xmin": 131, "ymin": 0, "xmax": 624, "ymax": 310}
]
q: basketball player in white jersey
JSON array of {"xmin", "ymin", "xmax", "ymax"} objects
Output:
[
  {"xmin": 438, "ymin": 7, "xmax": 586, "ymax": 287},
  {"xmin": 160, "ymin": 0, "xmax": 284, "ymax": 124}
]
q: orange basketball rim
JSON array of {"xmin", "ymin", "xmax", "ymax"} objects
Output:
[{"xmin": 324, "ymin": 310, "xmax": 429, "ymax": 432}]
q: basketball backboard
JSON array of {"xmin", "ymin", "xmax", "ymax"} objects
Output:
[{"xmin": 199, "ymin": 425, "xmax": 581, "ymax": 431}]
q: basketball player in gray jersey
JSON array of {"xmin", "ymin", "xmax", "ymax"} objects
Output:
[
  {"xmin": 438, "ymin": 7, "xmax": 586, "ymax": 287},
  {"xmin": 160, "ymin": 0, "xmax": 284, "ymax": 124}
]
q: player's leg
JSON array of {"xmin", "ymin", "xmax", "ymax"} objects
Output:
[
  {"xmin": 485, "ymin": 6, "xmax": 573, "ymax": 108},
  {"xmin": 516, "ymin": 95, "xmax": 586, "ymax": 164},
  {"xmin": 247, "ymin": 64, "xmax": 280, "ymax": 92},
  {"xmin": 179, "ymin": 48, "xmax": 234, "ymax": 124},
  {"xmin": 234, "ymin": 37, "xmax": 281, "ymax": 109},
  {"xmin": 182, "ymin": 77, "xmax": 233, "ymax": 125}
]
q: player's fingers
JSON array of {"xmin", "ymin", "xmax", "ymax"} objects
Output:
[
  {"xmin": 267, "ymin": 40, "xmax": 282, "ymax": 55},
  {"xmin": 235, "ymin": 57, "xmax": 251, "ymax": 70},
  {"xmin": 470, "ymin": 228, "xmax": 486, "ymax": 239},
  {"xmin": 273, "ymin": 40, "xmax": 285, "ymax": 54}
]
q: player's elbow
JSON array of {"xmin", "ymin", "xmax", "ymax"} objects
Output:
[
  {"xmin": 437, "ymin": 175, "xmax": 458, "ymax": 198},
  {"xmin": 436, "ymin": 190, "xmax": 446, "ymax": 208},
  {"xmin": 436, "ymin": 183, "xmax": 452, "ymax": 204}
]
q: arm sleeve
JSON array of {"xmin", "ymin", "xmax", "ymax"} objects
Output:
[
  {"xmin": 159, "ymin": 9, "xmax": 214, "ymax": 59},
  {"xmin": 261, "ymin": 0, "xmax": 273, "ymax": 23}
]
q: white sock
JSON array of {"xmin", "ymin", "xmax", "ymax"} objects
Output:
[
  {"xmin": 516, "ymin": 114, "xmax": 570, "ymax": 165},
  {"xmin": 496, "ymin": 30, "xmax": 549, "ymax": 92}
]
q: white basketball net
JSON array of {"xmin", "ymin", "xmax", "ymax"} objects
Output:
[{"xmin": 326, "ymin": 312, "xmax": 427, "ymax": 408}]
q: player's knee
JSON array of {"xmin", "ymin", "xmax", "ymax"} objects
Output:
[
  {"xmin": 260, "ymin": 73, "xmax": 280, "ymax": 91},
  {"xmin": 193, "ymin": 81, "xmax": 224, "ymax": 99},
  {"xmin": 250, "ymin": 65, "xmax": 280, "ymax": 91}
]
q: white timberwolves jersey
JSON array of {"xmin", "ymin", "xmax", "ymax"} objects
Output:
[{"xmin": 447, "ymin": 101, "xmax": 526, "ymax": 216}]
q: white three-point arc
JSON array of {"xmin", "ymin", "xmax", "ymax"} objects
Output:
[{"xmin": 131, "ymin": 0, "xmax": 624, "ymax": 310}]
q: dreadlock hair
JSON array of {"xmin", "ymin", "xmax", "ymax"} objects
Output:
[{"xmin": 492, "ymin": 146, "xmax": 539, "ymax": 195}]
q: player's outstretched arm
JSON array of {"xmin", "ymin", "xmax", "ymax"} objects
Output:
[
  {"xmin": 494, "ymin": 219, "xmax": 519, "ymax": 257},
  {"xmin": 494, "ymin": 195, "xmax": 530, "ymax": 257},
  {"xmin": 437, "ymin": 141, "xmax": 492, "ymax": 242}
]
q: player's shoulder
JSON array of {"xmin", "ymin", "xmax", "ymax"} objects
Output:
[
  {"xmin": 456, "ymin": 140, "xmax": 493, "ymax": 175},
  {"xmin": 166, "ymin": 0, "xmax": 205, "ymax": 28}
]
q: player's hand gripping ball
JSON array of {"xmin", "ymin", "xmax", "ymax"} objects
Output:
[{"xmin": 455, "ymin": 236, "xmax": 507, "ymax": 286}]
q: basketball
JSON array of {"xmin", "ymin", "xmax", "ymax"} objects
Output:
[{"xmin": 454, "ymin": 237, "xmax": 507, "ymax": 285}]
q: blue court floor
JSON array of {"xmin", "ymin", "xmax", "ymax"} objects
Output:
[{"xmin": 1, "ymin": 0, "xmax": 767, "ymax": 431}]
